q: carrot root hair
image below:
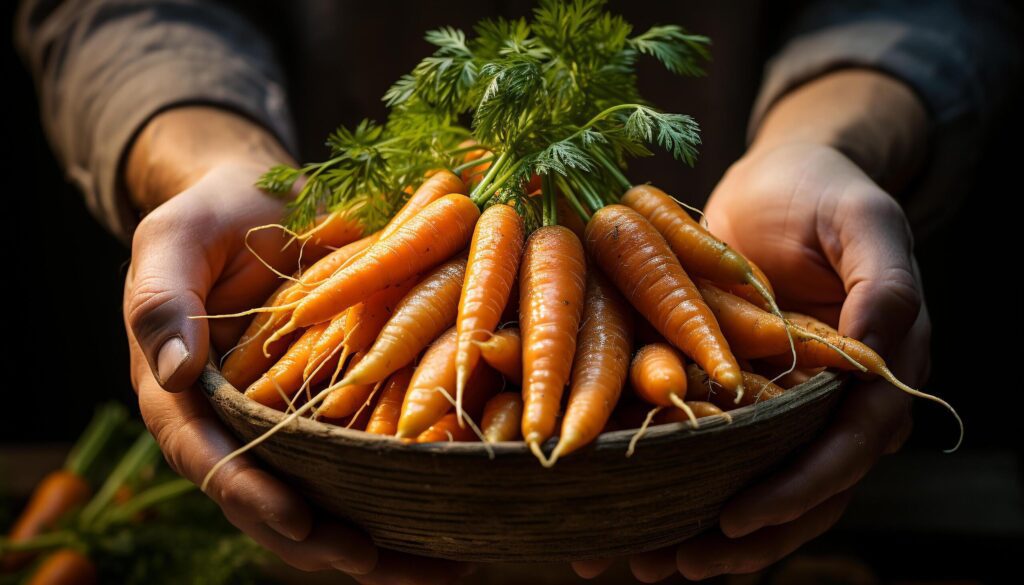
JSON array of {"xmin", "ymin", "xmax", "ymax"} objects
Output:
[
  {"xmin": 878, "ymin": 366, "xmax": 963, "ymax": 453},
  {"xmin": 626, "ymin": 406, "xmax": 664, "ymax": 458},
  {"xmin": 668, "ymin": 394, "xmax": 699, "ymax": 427},
  {"xmin": 435, "ymin": 386, "xmax": 494, "ymax": 459},
  {"xmin": 529, "ymin": 441, "xmax": 551, "ymax": 468},
  {"xmin": 189, "ymin": 300, "xmax": 299, "ymax": 321},
  {"xmin": 244, "ymin": 224, "xmax": 303, "ymax": 283}
]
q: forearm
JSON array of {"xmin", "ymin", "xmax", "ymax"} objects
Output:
[
  {"xmin": 751, "ymin": 69, "xmax": 928, "ymax": 193},
  {"xmin": 125, "ymin": 107, "xmax": 294, "ymax": 212}
]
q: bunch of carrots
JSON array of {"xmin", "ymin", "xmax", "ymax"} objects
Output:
[{"xmin": 205, "ymin": 0, "xmax": 959, "ymax": 475}]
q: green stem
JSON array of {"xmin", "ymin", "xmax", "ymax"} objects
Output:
[
  {"xmin": 451, "ymin": 154, "xmax": 495, "ymax": 175},
  {"xmin": 592, "ymin": 148, "xmax": 632, "ymax": 193},
  {"xmin": 79, "ymin": 433, "xmax": 160, "ymax": 529},
  {"xmin": 0, "ymin": 531, "xmax": 77, "ymax": 554},
  {"xmin": 554, "ymin": 176, "xmax": 591, "ymax": 222},
  {"xmin": 469, "ymin": 151, "xmax": 509, "ymax": 200},
  {"xmin": 566, "ymin": 168, "xmax": 604, "ymax": 211},
  {"xmin": 95, "ymin": 479, "xmax": 196, "ymax": 530},
  {"xmin": 473, "ymin": 158, "xmax": 525, "ymax": 206},
  {"xmin": 65, "ymin": 404, "xmax": 127, "ymax": 477},
  {"xmin": 542, "ymin": 175, "xmax": 557, "ymax": 227}
]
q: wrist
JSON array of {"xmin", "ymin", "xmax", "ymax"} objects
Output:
[
  {"xmin": 750, "ymin": 69, "xmax": 928, "ymax": 192},
  {"xmin": 124, "ymin": 106, "xmax": 294, "ymax": 212}
]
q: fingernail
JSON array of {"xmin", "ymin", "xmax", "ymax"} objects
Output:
[
  {"xmin": 156, "ymin": 336, "xmax": 189, "ymax": 385},
  {"xmin": 266, "ymin": 519, "xmax": 304, "ymax": 542}
]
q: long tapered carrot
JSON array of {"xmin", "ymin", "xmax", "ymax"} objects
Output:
[
  {"xmin": 339, "ymin": 275, "xmax": 420, "ymax": 356},
  {"xmin": 300, "ymin": 209, "xmax": 366, "ymax": 251},
  {"xmin": 222, "ymin": 234, "xmax": 376, "ymax": 387},
  {"xmin": 339, "ymin": 257, "xmax": 467, "ymax": 388},
  {"xmin": 381, "ymin": 170, "xmax": 466, "ymax": 241},
  {"xmin": 284, "ymin": 194, "xmax": 481, "ymax": 332},
  {"xmin": 482, "ymin": 393, "xmax": 523, "ymax": 442},
  {"xmin": 474, "ymin": 328, "xmax": 522, "ymax": 384},
  {"xmin": 1, "ymin": 471, "xmax": 90, "ymax": 571},
  {"xmin": 244, "ymin": 323, "xmax": 328, "ymax": 409},
  {"xmin": 585, "ymin": 205, "xmax": 743, "ymax": 393},
  {"xmin": 416, "ymin": 414, "xmax": 478, "ymax": 443},
  {"xmin": 24, "ymin": 549, "xmax": 97, "ymax": 585},
  {"xmin": 549, "ymin": 272, "xmax": 632, "ymax": 464},
  {"xmin": 366, "ymin": 367, "xmax": 414, "ymax": 436},
  {"xmin": 303, "ymin": 312, "xmax": 347, "ymax": 381},
  {"xmin": 318, "ymin": 353, "xmax": 382, "ymax": 419},
  {"xmin": 455, "ymin": 204, "xmax": 524, "ymax": 421},
  {"xmin": 685, "ymin": 364, "xmax": 785, "ymax": 408},
  {"xmin": 621, "ymin": 185, "xmax": 775, "ymax": 300},
  {"xmin": 519, "ymin": 225, "xmax": 587, "ymax": 452},
  {"xmin": 396, "ymin": 328, "xmax": 459, "ymax": 438}
]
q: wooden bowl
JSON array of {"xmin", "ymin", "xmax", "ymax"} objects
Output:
[{"xmin": 202, "ymin": 365, "xmax": 844, "ymax": 562}]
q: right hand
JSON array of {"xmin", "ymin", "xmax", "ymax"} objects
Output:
[{"xmin": 122, "ymin": 107, "xmax": 468, "ymax": 583}]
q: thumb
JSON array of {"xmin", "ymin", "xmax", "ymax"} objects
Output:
[
  {"xmin": 829, "ymin": 188, "xmax": 922, "ymax": 357},
  {"xmin": 124, "ymin": 218, "xmax": 217, "ymax": 392}
]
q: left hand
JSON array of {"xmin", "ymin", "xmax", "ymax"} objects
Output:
[{"xmin": 574, "ymin": 70, "xmax": 931, "ymax": 582}]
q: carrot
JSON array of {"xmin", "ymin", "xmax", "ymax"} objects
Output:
[
  {"xmin": 338, "ymin": 275, "xmax": 420, "ymax": 356},
  {"xmin": 25, "ymin": 549, "xmax": 97, "ymax": 585},
  {"xmin": 455, "ymin": 204, "xmax": 524, "ymax": 421},
  {"xmin": 718, "ymin": 259, "xmax": 774, "ymax": 311},
  {"xmin": 1, "ymin": 472, "xmax": 90, "ymax": 571},
  {"xmin": 557, "ymin": 196, "xmax": 588, "ymax": 240},
  {"xmin": 344, "ymin": 384, "xmax": 382, "ymax": 431},
  {"xmin": 585, "ymin": 205, "xmax": 743, "ymax": 394},
  {"xmin": 366, "ymin": 367, "xmax": 414, "ymax": 435},
  {"xmin": 396, "ymin": 327, "xmax": 459, "ymax": 438},
  {"xmin": 685, "ymin": 364, "xmax": 785, "ymax": 409},
  {"xmin": 482, "ymin": 393, "xmax": 523, "ymax": 442},
  {"xmin": 629, "ymin": 342, "xmax": 699, "ymax": 427},
  {"xmin": 285, "ymin": 194, "xmax": 481, "ymax": 331},
  {"xmin": 549, "ymin": 272, "xmax": 632, "ymax": 464},
  {"xmin": 695, "ymin": 281, "xmax": 805, "ymax": 359},
  {"xmin": 299, "ymin": 209, "xmax": 366, "ymax": 251},
  {"xmin": 222, "ymin": 234, "xmax": 376, "ymax": 388},
  {"xmin": 244, "ymin": 323, "xmax": 328, "ymax": 409},
  {"xmin": 381, "ymin": 170, "xmax": 466, "ymax": 241},
  {"xmin": 655, "ymin": 401, "xmax": 731, "ymax": 424},
  {"xmin": 317, "ymin": 353, "xmax": 379, "ymax": 419},
  {"xmin": 519, "ymin": 225, "xmax": 587, "ymax": 454},
  {"xmin": 302, "ymin": 311, "xmax": 348, "ymax": 382},
  {"xmin": 621, "ymin": 184, "xmax": 775, "ymax": 302},
  {"xmin": 474, "ymin": 328, "xmax": 522, "ymax": 384},
  {"xmin": 416, "ymin": 414, "xmax": 478, "ymax": 443},
  {"xmin": 339, "ymin": 257, "xmax": 467, "ymax": 388}
]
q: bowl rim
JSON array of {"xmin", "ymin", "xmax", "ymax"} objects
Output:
[{"xmin": 202, "ymin": 362, "xmax": 844, "ymax": 457}]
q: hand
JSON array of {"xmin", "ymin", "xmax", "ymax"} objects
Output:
[
  {"xmin": 575, "ymin": 70, "xmax": 930, "ymax": 581},
  {"xmin": 123, "ymin": 107, "xmax": 467, "ymax": 583}
]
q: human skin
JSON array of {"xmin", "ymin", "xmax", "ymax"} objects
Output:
[
  {"xmin": 122, "ymin": 106, "xmax": 468, "ymax": 584},
  {"xmin": 572, "ymin": 68, "xmax": 931, "ymax": 581}
]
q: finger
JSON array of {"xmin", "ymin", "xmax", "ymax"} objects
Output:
[
  {"xmin": 226, "ymin": 514, "xmax": 377, "ymax": 574},
  {"xmin": 677, "ymin": 490, "xmax": 852, "ymax": 580},
  {"xmin": 826, "ymin": 187, "xmax": 921, "ymax": 355},
  {"xmin": 630, "ymin": 547, "xmax": 678, "ymax": 583},
  {"xmin": 353, "ymin": 549, "xmax": 471, "ymax": 585},
  {"xmin": 571, "ymin": 558, "xmax": 615, "ymax": 579},
  {"xmin": 125, "ymin": 211, "xmax": 217, "ymax": 392}
]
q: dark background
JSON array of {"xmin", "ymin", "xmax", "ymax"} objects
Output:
[{"xmin": 3, "ymin": 1, "xmax": 1022, "ymax": 582}]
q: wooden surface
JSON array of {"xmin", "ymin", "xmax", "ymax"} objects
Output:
[{"xmin": 202, "ymin": 365, "xmax": 844, "ymax": 562}]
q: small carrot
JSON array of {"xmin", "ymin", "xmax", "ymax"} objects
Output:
[
  {"xmin": 519, "ymin": 226, "xmax": 587, "ymax": 453},
  {"xmin": 24, "ymin": 549, "xmax": 97, "ymax": 585},
  {"xmin": 656, "ymin": 401, "xmax": 731, "ymax": 424},
  {"xmin": 1, "ymin": 472, "xmax": 90, "ymax": 571},
  {"xmin": 317, "ymin": 352, "xmax": 379, "ymax": 419},
  {"xmin": 629, "ymin": 343, "xmax": 698, "ymax": 425},
  {"xmin": 474, "ymin": 328, "xmax": 522, "ymax": 384},
  {"xmin": 339, "ymin": 257, "xmax": 466, "ymax": 388},
  {"xmin": 585, "ymin": 205, "xmax": 743, "ymax": 393},
  {"xmin": 549, "ymin": 272, "xmax": 632, "ymax": 464},
  {"xmin": 696, "ymin": 281, "xmax": 802, "ymax": 359},
  {"xmin": 366, "ymin": 367, "xmax": 414, "ymax": 436},
  {"xmin": 299, "ymin": 209, "xmax": 366, "ymax": 251},
  {"xmin": 244, "ymin": 323, "xmax": 328, "ymax": 409},
  {"xmin": 416, "ymin": 414, "xmax": 478, "ymax": 443},
  {"xmin": 302, "ymin": 311, "xmax": 348, "ymax": 382},
  {"xmin": 685, "ymin": 364, "xmax": 785, "ymax": 409},
  {"xmin": 338, "ymin": 275, "xmax": 420, "ymax": 356},
  {"xmin": 482, "ymin": 393, "xmax": 523, "ymax": 442},
  {"xmin": 455, "ymin": 204, "xmax": 524, "ymax": 421},
  {"xmin": 285, "ymin": 194, "xmax": 481, "ymax": 331}
]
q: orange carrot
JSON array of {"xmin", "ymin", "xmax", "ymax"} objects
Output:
[
  {"xmin": 482, "ymin": 393, "xmax": 523, "ymax": 442},
  {"xmin": 549, "ymin": 272, "xmax": 632, "ymax": 463},
  {"xmin": 455, "ymin": 204, "xmax": 524, "ymax": 419},
  {"xmin": 685, "ymin": 364, "xmax": 784, "ymax": 409},
  {"xmin": 244, "ymin": 323, "xmax": 328, "ymax": 409},
  {"xmin": 339, "ymin": 275, "xmax": 420, "ymax": 356},
  {"xmin": 695, "ymin": 281, "xmax": 797, "ymax": 359},
  {"xmin": 629, "ymin": 343, "xmax": 694, "ymax": 424},
  {"xmin": 340, "ymin": 257, "xmax": 467, "ymax": 387},
  {"xmin": 519, "ymin": 226, "xmax": 587, "ymax": 452},
  {"xmin": 302, "ymin": 312, "xmax": 348, "ymax": 382},
  {"xmin": 416, "ymin": 414, "xmax": 477, "ymax": 443},
  {"xmin": 317, "ymin": 352, "xmax": 379, "ymax": 419},
  {"xmin": 366, "ymin": 367, "xmax": 414, "ymax": 436},
  {"xmin": 1, "ymin": 472, "xmax": 90, "ymax": 571},
  {"xmin": 474, "ymin": 328, "xmax": 522, "ymax": 384},
  {"xmin": 396, "ymin": 328, "xmax": 459, "ymax": 438},
  {"xmin": 25, "ymin": 549, "xmax": 97, "ymax": 585},
  {"xmin": 381, "ymin": 170, "xmax": 466, "ymax": 241},
  {"xmin": 300, "ymin": 209, "xmax": 365, "ymax": 251},
  {"xmin": 621, "ymin": 184, "xmax": 775, "ymax": 301},
  {"xmin": 585, "ymin": 205, "xmax": 742, "ymax": 393},
  {"xmin": 286, "ymin": 194, "xmax": 481, "ymax": 330},
  {"xmin": 655, "ymin": 401, "xmax": 730, "ymax": 424}
]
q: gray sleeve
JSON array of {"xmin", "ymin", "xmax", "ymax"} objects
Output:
[
  {"xmin": 750, "ymin": 0, "xmax": 1023, "ymax": 237},
  {"xmin": 15, "ymin": 0, "xmax": 298, "ymax": 241}
]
